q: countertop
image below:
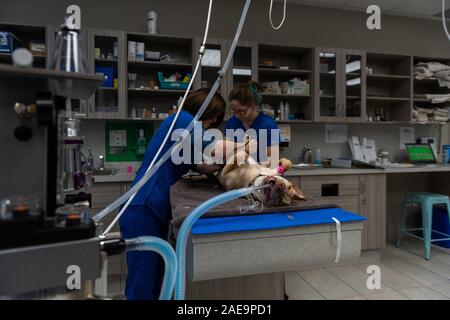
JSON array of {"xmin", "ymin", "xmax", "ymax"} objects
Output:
[
  {"xmin": 92, "ymin": 164, "xmax": 450, "ymax": 183},
  {"xmin": 93, "ymin": 173, "xmax": 135, "ymax": 183}
]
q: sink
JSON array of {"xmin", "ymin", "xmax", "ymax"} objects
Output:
[
  {"xmin": 92, "ymin": 168, "xmax": 119, "ymax": 176},
  {"xmin": 292, "ymin": 163, "xmax": 324, "ymax": 170}
]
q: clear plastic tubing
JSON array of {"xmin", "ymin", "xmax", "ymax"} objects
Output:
[
  {"xmin": 126, "ymin": 236, "xmax": 177, "ymax": 300},
  {"xmin": 174, "ymin": 184, "xmax": 269, "ymax": 300}
]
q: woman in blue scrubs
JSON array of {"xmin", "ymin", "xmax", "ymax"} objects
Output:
[
  {"xmin": 119, "ymin": 89, "xmax": 249, "ymax": 300},
  {"xmin": 225, "ymin": 82, "xmax": 279, "ymax": 165}
]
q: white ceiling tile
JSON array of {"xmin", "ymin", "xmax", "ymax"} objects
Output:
[
  {"xmin": 389, "ymin": 0, "xmax": 443, "ymax": 16},
  {"xmin": 345, "ymin": 0, "xmax": 408, "ymax": 11}
]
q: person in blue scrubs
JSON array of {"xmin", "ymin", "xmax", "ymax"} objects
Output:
[
  {"xmin": 225, "ymin": 81, "xmax": 280, "ymax": 165},
  {"xmin": 119, "ymin": 89, "xmax": 252, "ymax": 300}
]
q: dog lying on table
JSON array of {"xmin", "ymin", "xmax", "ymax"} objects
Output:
[{"xmin": 215, "ymin": 150, "xmax": 306, "ymax": 206}]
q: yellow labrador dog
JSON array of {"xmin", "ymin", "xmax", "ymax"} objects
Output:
[{"xmin": 216, "ymin": 150, "xmax": 305, "ymax": 206}]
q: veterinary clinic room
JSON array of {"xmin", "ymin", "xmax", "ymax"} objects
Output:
[{"xmin": 2, "ymin": 0, "xmax": 450, "ymax": 304}]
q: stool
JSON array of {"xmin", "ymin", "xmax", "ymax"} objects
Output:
[{"xmin": 396, "ymin": 192, "xmax": 450, "ymax": 260}]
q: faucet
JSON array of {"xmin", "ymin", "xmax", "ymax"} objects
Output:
[
  {"xmin": 98, "ymin": 155, "xmax": 105, "ymax": 171},
  {"xmin": 300, "ymin": 147, "xmax": 313, "ymax": 164}
]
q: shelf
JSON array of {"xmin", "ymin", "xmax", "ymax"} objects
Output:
[
  {"xmin": 261, "ymin": 93, "xmax": 311, "ymax": 98},
  {"xmin": 126, "ymin": 117, "xmax": 165, "ymax": 122},
  {"xmin": 0, "ymin": 64, "xmax": 103, "ymax": 99},
  {"xmin": 128, "ymin": 60, "xmax": 192, "ymax": 70},
  {"xmin": 128, "ymin": 88, "xmax": 189, "ymax": 94},
  {"xmin": 366, "ymin": 96, "xmax": 410, "ymax": 102},
  {"xmin": 0, "ymin": 52, "xmax": 46, "ymax": 61},
  {"xmin": 367, "ymin": 74, "xmax": 410, "ymax": 80},
  {"xmin": 320, "ymin": 95, "xmax": 335, "ymax": 99},
  {"xmin": 346, "ymin": 96, "xmax": 360, "ymax": 99},
  {"xmin": 258, "ymin": 68, "xmax": 311, "ymax": 76},
  {"xmin": 414, "ymin": 78, "xmax": 439, "ymax": 83},
  {"xmin": 276, "ymin": 120, "xmax": 313, "ymax": 124},
  {"xmin": 413, "ymin": 98, "xmax": 429, "ymax": 102},
  {"xmin": 95, "ymin": 58, "xmax": 118, "ymax": 63}
]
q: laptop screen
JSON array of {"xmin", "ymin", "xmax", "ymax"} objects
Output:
[{"xmin": 405, "ymin": 144, "xmax": 436, "ymax": 163}]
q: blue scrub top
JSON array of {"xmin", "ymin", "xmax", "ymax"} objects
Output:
[
  {"xmin": 126, "ymin": 111, "xmax": 202, "ymax": 222},
  {"xmin": 225, "ymin": 113, "xmax": 279, "ymax": 162}
]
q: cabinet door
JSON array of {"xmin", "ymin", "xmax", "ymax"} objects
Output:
[
  {"xmin": 314, "ymin": 47, "xmax": 342, "ymax": 122},
  {"xmin": 359, "ymin": 174, "xmax": 386, "ymax": 250},
  {"xmin": 342, "ymin": 49, "xmax": 366, "ymax": 122},
  {"xmin": 46, "ymin": 25, "xmax": 90, "ymax": 119},
  {"xmin": 193, "ymin": 37, "xmax": 229, "ymax": 99},
  {"xmin": 87, "ymin": 29, "xmax": 126, "ymax": 119}
]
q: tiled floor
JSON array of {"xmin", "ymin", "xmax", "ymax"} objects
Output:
[{"xmin": 285, "ymin": 238, "xmax": 450, "ymax": 300}]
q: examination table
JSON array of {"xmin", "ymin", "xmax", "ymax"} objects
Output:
[{"xmin": 170, "ymin": 176, "xmax": 366, "ymax": 299}]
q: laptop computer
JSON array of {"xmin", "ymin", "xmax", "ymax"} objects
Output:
[{"xmin": 405, "ymin": 143, "xmax": 437, "ymax": 165}]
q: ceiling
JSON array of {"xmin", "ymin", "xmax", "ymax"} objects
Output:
[{"xmin": 273, "ymin": 0, "xmax": 450, "ymax": 21}]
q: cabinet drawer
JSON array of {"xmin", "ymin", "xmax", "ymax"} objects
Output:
[
  {"xmin": 91, "ymin": 183, "xmax": 122, "ymax": 208},
  {"xmin": 300, "ymin": 175, "xmax": 359, "ymax": 197},
  {"xmin": 322, "ymin": 195, "xmax": 359, "ymax": 213}
]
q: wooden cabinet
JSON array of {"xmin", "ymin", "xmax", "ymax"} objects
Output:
[
  {"xmin": 294, "ymin": 173, "xmax": 386, "ymax": 250},
  {"xmin": 314, "ymin": 47, "xmax": 366, "ymax": 122},
  {"xmin": 258, "ymin": 44, "xmax": 314, "ymax": 122},
  {"xmin": 87, "ymin": 28, "xmax": 126, "ymax": 119},
  {"xmin": 359, "ymin": 174, "xmax": 386, "ymax": 250}
]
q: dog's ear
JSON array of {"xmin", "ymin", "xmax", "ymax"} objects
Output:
[
  {"xmin": 292, "ymin": 185, "xmax": 306, "ymax": 200},
  {"xmin": 279, "ymin": 158, "xmax": 292, "ymax": 171},
  {"xmin": 281, "ymin": 192, "xmax": 293, "ymax": 206}
]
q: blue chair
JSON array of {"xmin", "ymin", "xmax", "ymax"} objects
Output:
[{"xmin": 396, "ymin": 192, "xmax": 450, "ymax": 260}]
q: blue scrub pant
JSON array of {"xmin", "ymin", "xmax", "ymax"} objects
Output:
[{"xmin": 119, "ymin": 205, "xmax": 169, "ymax": 300}]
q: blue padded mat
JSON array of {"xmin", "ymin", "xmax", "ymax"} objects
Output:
[{"xmin": 191, "ymin": 207, "xmax": 367, "ymax": 235}]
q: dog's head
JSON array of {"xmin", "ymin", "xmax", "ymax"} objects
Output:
[{"xmin": 259, "ymin": 175, "xmax": 305, "ymax": 206}]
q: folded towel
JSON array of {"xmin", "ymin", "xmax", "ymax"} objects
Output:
[
  {"xmin": 425, "ymin": 94, "xmax": 450, "ymax": 104},
  {"xmin": 415, "ymin": 61, "xmax": 450, "ymax": 73},
  {"xmin": 434, "ymin": 70, "xmax": 450, "ymax": 81},
  {"xmin": 414, "ymin": 106, "xmax": 435, "ymax": 114},
  {"xmin": 414, "ymin": 66, "xmax": 433, "ymax": 79}
]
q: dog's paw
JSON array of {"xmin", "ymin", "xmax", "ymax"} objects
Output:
[{"xmin": 279, "ymin": 158, "xmax": 292, "ymax": 171}]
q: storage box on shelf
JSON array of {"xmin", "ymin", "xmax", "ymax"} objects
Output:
[
  {"xmin": 412, "ymin": 56, "xmax": 450, "ymax": 124},
  {"xmin": 365, "ymin": 53, "xmax": 412, "ymax": 122},
  {"xmin": 258, "ymin": 44, "xmax": 313, "ymax": 122},
  {"xmin": 126, "ymin": 33, "xmax": 193, "ymax": 121}
]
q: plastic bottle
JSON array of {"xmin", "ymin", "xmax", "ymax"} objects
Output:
[
  {"xmin": 314, "ymin": 149, "xmax": 321, "ymax": 165},
  {"xmin": 443, "ymin": 145, "xmax": 450, "ymax": 164},
  {"xmin": 147, "ymin": 11, "xmax": 157, "ymax": 34},
  {"xmin": 136, "ymin": 129, "xmax": 147, "ymax": 156},
  {"xmin": 279, "ymin": 102, "xmax": 285, "ymax": 120},
  {"xmin": 285, "ymin": 102, "xmax": 290, "ymax": 120}
]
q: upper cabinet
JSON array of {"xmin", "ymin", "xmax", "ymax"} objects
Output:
[
  {"xmin": 126, "ymin": 33, "xmax": 193, "ymax": 120},
  {"xmin": 87, "ymin": 29, "xmax": 126, "ymax": 119},
  {"xmin": 366, "ymin": 53, "xmax": 412, "ymax": 122},
  {"xmin": 258, "ymin": 44, "xmax": 313, "ymax": 122},
  {"xmin": 2, "ymin": 21, "xmax": 448, "ymax": 125},
  {"xmin": 314, "ymin": 47, "xmax": 366, "ymax": 122}
]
